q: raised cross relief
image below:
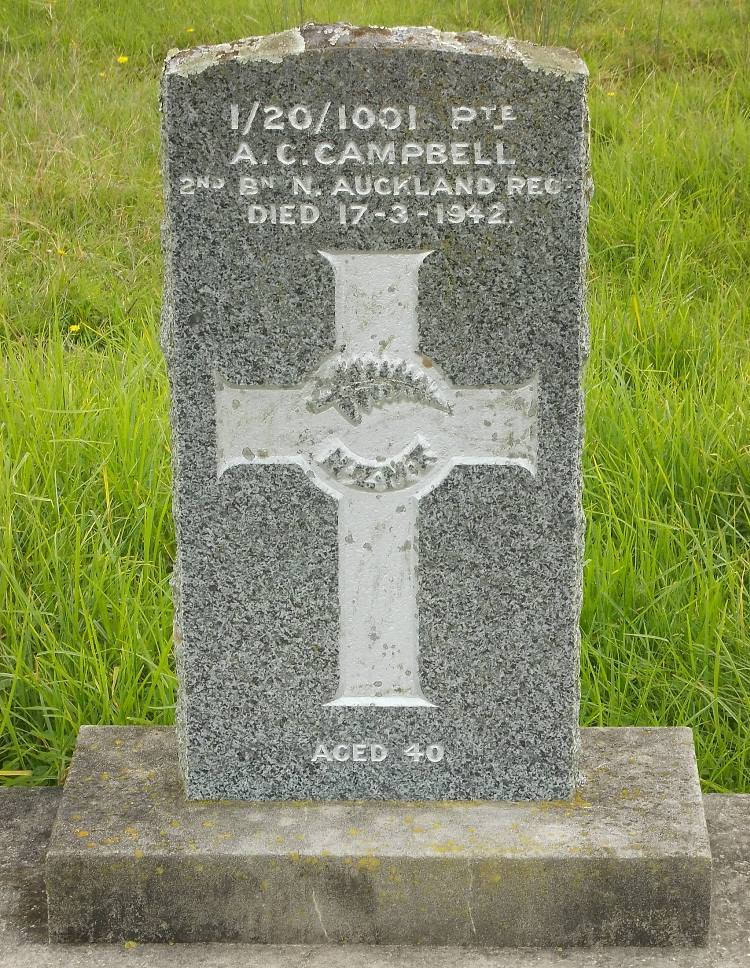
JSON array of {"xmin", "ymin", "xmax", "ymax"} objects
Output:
[{"xmin": 215, "ymin": 251, "xmax": 539, "ymax": 707}]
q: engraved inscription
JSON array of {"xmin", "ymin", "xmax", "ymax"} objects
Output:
[
  {"xmin": 177, "ymin": 98, "xmax": 568, "ymax": 229},
  {"xmin": 312, "ymin": 743, "xmax": 388, "ymax": 763},
  {"xmin": 311, "ymin": 742, "xmax": 445, "ymax": 764},
  {"xmin": 319, "ymin": 439, "xmax": 437, "ymax": 492}
]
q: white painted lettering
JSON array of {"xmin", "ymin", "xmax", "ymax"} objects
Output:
[
  {"xmin": 292, "ymin": 175, "xmax": 314, "ymax": 195},
  {"xmin": 247, "ymin": 203, "xmax": 320, "ymax": 225},
  {"xmin": 241, "ymin": 102, "xmax": 260, "ymax": 134},
  {"xmin": 331, "ymin": 176, "xmax": 355, "ymax": 196},
  {"xmin": 288, "ymin": 104, "xmax": 313, "ymax": 130},
  {"xmin": 431, "ymin": 176, "xmax": 453, "ymax": 196},
  {"xmin": 473, "ymin": 142, "xmax": 492, "ymax": 165},
  {"xmin": 229, "ymin": 142, "xmax": 257, "ymax": 166},
  {"xmin": 354, "ymin": 175, "xmax": 371, "ymax": 196},
  {"xmin": 311, "ymin": 742, "xmax": 390, "ymax": 764},
  {"xmin": 426, "ymin": 143, "xmax": 448, "ymax": 165},
  {"xmin": 401, "ymin": 143, "xmax": 423, "ymax": 164},
  {"xmin": 276, "ymin": 144, "xmax": 296, "ymax": 165},
  {"xmin": 314, "ymin": 143, "xmax": 336, "ymax": 165},
  {"xmin": 299, "ymin": 204, "xmax": 320, "ymax": 224},
  {"xmin": 338, "ymin": 141, "xmax": 365, "ymax": 165},
  {"xmin": 247, "ymin": 205, "xmax": 267, "ymax": 224},
  {"xmin": 378, "ymin": 106, "xmax": 401, "ymax": 130},
  {"xmin": 352, "ymin": 105, "xmax": 376, "ymax": 129},
  {"xmin": 263, "ymin": 105, "xmax": 284, "ymax": 130},
  {"xmin": 450, "ymin": 143, "xmax": 470, "ymax": 165},
  {"xmin": 452, "ymin": 106, "xmax": 476, "ymax": 128},
  {"xmin": 367, "ymin": 143, "xmax": 396, "ymax": 165},
  {"xmin": 527, "ymin": 176, "xmax": 544, "ymax": 196}
]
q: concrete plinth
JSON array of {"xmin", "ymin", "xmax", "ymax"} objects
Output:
[{"xmin": 45, "ymin": 726, "xmax": 711, "ymax": 946}]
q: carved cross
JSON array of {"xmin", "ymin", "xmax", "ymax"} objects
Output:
[{"xmin": 215, "ymin": 251, "xmax": 538, "ymax": 707}]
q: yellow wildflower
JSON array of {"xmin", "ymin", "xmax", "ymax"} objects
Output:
[
  {"xmin": 116, "ymin": 55, "xmax": 129, "ymax": 64},
  {"xmin": 56, "ymin": 247, "xmax": 66, "ymax": 255},
  {"xmin": 68, "ymin": 324, "xmax": 81, "ymax": 334},
  {"xmin": 607, "ymin": 91, "xmax": 616, "ymax": 96},
  {"xmin": 185, "ymin": 27, "xmax": 195, "ymax": 33}
]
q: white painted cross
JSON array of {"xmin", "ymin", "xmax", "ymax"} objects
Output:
[{"xmin": 215, "ymin": 251, "xmax": 538, "ymax": 707}]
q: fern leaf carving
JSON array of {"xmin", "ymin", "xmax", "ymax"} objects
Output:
[{"xmin": 307, "ymin": 355, "xmax": 451, "ymax": 424}]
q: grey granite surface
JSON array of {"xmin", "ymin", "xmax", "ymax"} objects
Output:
[
  {"xmin": 2, "ymin": 785, "xmax": 747, "ymax": 965},
  {"xmin": 161, "ymin": 24, "xmax": 590, "ymax": 799},
  {"xmin": 46, "ymin": 726, "xmax": 709, "ymax": 945}
]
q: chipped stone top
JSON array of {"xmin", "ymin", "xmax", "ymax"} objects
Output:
[{"xmin": 164, "ymin": 22, "xmax": 587, "ymax": 80}]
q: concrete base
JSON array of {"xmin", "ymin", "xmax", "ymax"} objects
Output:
[
  {"xmin": 45, "ymin": 726, "xmax": 711, "ymax": 946},
  {"xmin": 3, "ymin": 788, "xmax": 748, "ymax": 968}
]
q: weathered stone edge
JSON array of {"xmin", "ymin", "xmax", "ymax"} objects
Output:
[
  {"xmin": 46, "ymin": 853, "xmax": 712, "ymax": 945},
  {"xmin": 44, "ymin": 727, "xmax": 712, "ymax": 945},
  {"xmin": 5, "ymin": 790, "xmax": 747, "ymax": 963},
  {"xmin": 163, "ymin": 23, "xmax": 587, "ymax": 80}
]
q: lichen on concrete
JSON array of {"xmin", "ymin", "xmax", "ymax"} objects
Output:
[{"xmin": 44, "ymin": 727, "xmax": 712, "ymax": 946}]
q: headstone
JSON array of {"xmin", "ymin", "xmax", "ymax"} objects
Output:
[
  {"xmin": 44, "ymin": 25, "xmax": 713, "ymax": 949},
  {"xmin": 160, "ymin": 23, "xmax": 590, "ymax": 800}
]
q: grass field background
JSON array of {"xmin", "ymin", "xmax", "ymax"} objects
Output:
[{"xmin": 1, "ymin": 0, "xmax": 748, "ymax": 790}]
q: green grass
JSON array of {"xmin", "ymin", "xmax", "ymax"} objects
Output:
[{"xmin": 1, "ymin": 0, "xmax": 748, "ymax": 790}]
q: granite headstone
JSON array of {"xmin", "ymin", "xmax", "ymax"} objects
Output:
[
  {"xmin": 42, "ymin": 26, "xmax": 712, "ymax": 948},
  {"xmin": 160, "ymin": 24, "xmax": 590, "ymax": 800}
]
